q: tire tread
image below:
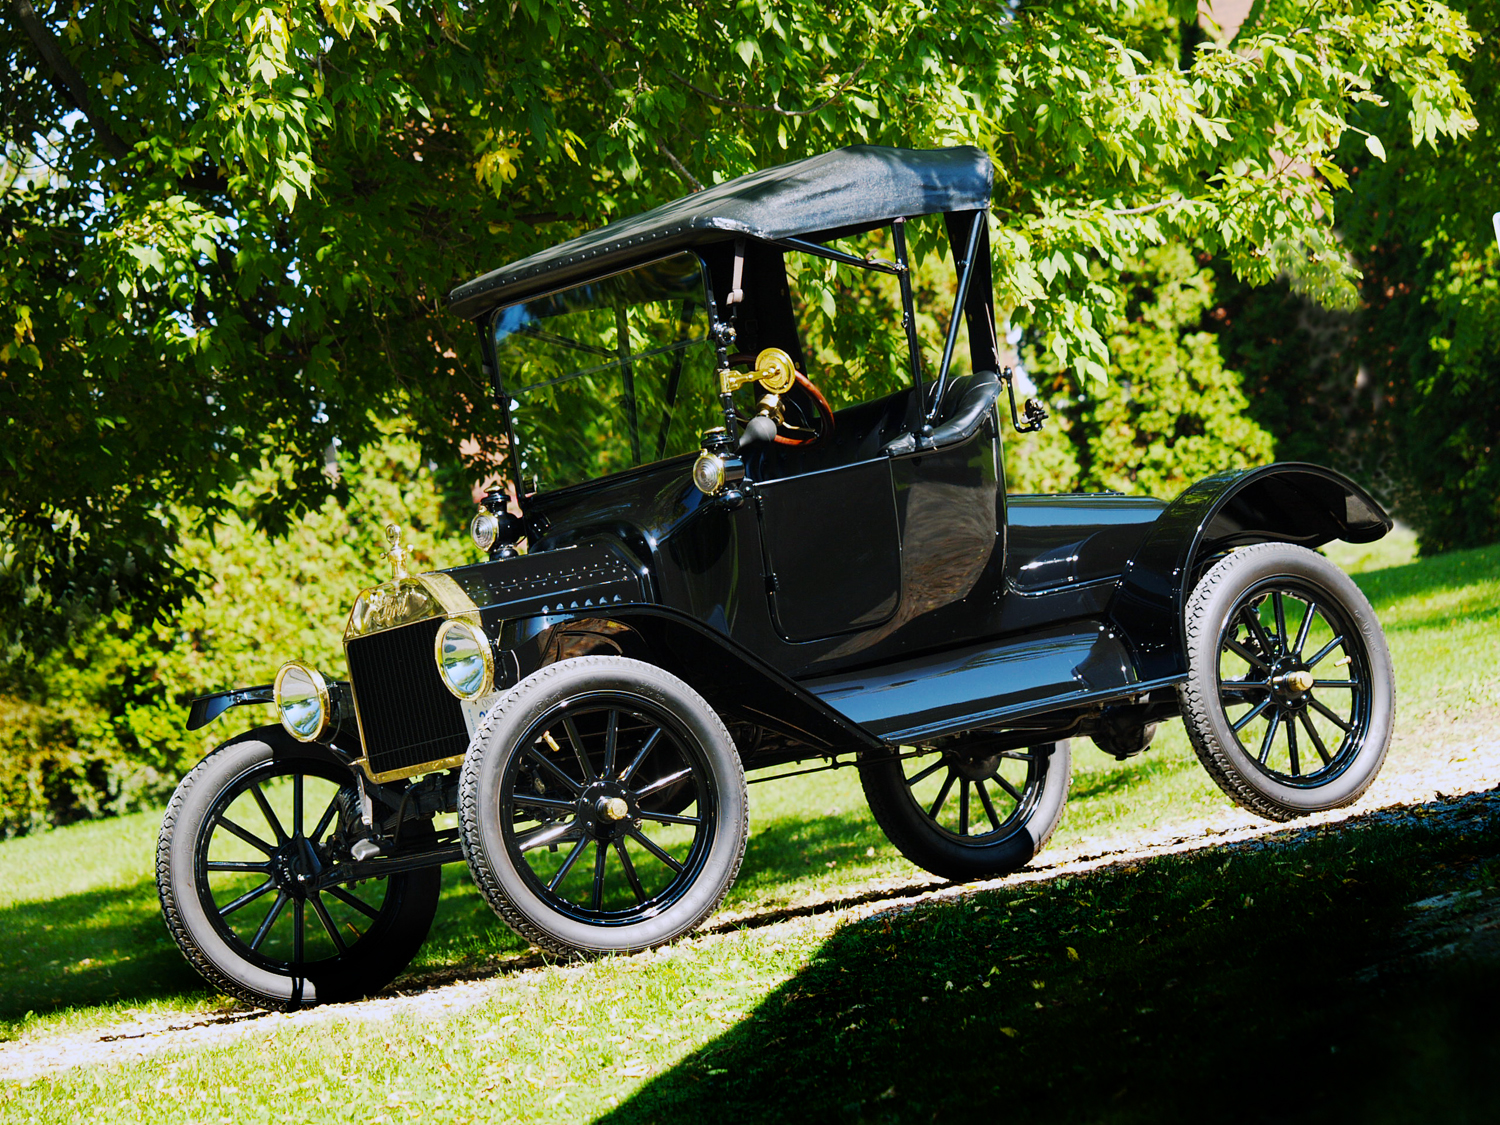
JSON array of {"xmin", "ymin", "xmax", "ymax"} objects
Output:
[{"xmin": 1177, "ymin": 542, "xmax": 1392, "ymax": 821}]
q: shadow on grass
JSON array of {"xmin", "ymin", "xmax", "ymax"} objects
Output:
[
  {"xmin": 0, "ymin": 879, "xmax": 200, "ymax": 1021},
  {"xmin": 597, "ymin": 794, "xmax": 1500, "ymax": 1124}
]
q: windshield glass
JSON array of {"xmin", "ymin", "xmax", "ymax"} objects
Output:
[{"xmin": 492, "ymin": 253, "xmax": 718, "ymax": 493}]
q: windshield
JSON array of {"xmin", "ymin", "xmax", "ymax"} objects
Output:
[{"xmin": 492, "ymin": 253, "xmax": 718, "ymax": 493}]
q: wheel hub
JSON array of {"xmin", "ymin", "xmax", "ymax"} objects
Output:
[
  {"xmin": 1269, "ymin": 657, "xmax": 1314, "ymax": 707},
  {"xmin": 581, "ymin": 781, "xmax": 634, "ymax": 839},
  {"xmin": 268, "ymin": 839, "xmax": 322, "ymax": 899},
  {"xmin": 949, "ymin": 752, "xmax": 1003, "ymax": 782}
]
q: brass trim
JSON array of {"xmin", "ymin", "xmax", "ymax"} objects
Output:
[
  {"xmin": 751, "ymin": 346, "xmax": 798, "ymax": 394},
  {"xmin": 692, "ymin": 451, "xmax": 727, "ymax": 495},
  {"xmin": 718, "ymin": 346, "xmax": 799, "ymax": 396},
  {"xmin": 470, "ymin": 511, "xmax": 499, "ymax": 551},
  {"xmin": 274, "ymin": 661, "xmax": 332, "ymax": 743},
  {"xmin": 419, "ymin": 571, "xmax": 484, "ymax": 624},
  {"xmin": 357, "ymin": 751, "xmax": 469, "ymax": 785},
  {"xmin": 1285, "ymin": 669, "xmax": 1315, "ymax": 694},
  {"xmin": 433, "ymin": 618, "xmax": 496, "ymax": 700},
  {"xmin": 385, "ymin": 523, "xmax": 410, "ymax": 580},
  {"xmin": 344, "ymin": 571, "xmax": 482, "ymax": 641},
  {"xmin": 342, "ymin": 570, "xmax": 486, "ymax": 781}
]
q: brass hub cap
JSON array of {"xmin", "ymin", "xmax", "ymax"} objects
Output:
[{"xmin": 1283, "ymin": 669, "xmax": 1315, "ymax": 695}]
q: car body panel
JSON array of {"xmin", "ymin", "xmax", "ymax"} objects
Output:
[{"xmin": 803, "ymin": 621, "xmax": 1146, "ymax": 743}]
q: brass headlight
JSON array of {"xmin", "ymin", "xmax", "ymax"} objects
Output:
[
  {"xmin": 434, "ymin": 618, "xmax": 495, "ymax": 700},
  {"xmin": 275, "ymin": 661, "xmax": 332, "ymax": 742},
  {"xmin": 692, "ymin": 451, "xmax": 729, "ymax": 495},
  {"xmin": 470, "ymin": 511, "xmax": 499, "ymax": 552}
]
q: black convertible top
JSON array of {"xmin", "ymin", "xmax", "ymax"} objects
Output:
[{"xmin": 447, "ymin": 145, "xmax": 993, "ymax": 320}]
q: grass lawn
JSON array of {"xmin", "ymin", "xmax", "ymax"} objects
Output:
[{"xmin": 1, "ymin": 533, "xmax": 1497, "ymax": 1123}]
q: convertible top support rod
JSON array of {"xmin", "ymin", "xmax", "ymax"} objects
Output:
[
  {"xmin": 928, "ymin": 209, "xmax": 987, "ymax": 425},
  {"xmin": 773, "ymin": 235, "xmax": 905, "ymax": 275}
]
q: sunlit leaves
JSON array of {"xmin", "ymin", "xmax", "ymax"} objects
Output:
[{"xmin": 0, "ymin": 0, "xmax": 1480, "ymax": 646}]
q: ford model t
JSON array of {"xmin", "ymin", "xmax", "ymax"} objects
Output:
[{"xmin": 156, "ymin": 145, "xmax": 1395, "ymax": 1010}]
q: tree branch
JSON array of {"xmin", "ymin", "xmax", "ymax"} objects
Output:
[
  {"xmin": 1107, "ymin": 195, "xmax": 1182, "ymax": 216},
  {"xmin": 583, "ymin": 51, "xmax": 703, "ymax": 194},
  {"xmin": 589, "ymin": 1, "xmax": 871, "ymax": 118},
  {"xmin": 659, "ymin": 58, "xmax": 872, "ymax": 118},
  {"xmin": 657, "ymin": 140, "xmax": 703, "ymax": 192},
  {"xmin": 13, "ymin": 0, "xmax": 130, "ymax": 160}
]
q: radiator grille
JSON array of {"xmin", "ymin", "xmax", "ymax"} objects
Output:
[{"xmin": 346, "ymin": 618, "xmax": 469, "ymax": 779}]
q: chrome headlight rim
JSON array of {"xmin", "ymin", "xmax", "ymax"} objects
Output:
[
  {"xmin": 433, "ymin": 617, "xmax": 495, "ymax": 701},
  {"xmin": 274, "ymin": 660, "xmax": 332, "ymax": 743}
]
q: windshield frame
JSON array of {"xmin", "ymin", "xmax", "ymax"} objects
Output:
[{"xmin": 482, "ymin": 250, "xmax": 720, "ymax": 505}]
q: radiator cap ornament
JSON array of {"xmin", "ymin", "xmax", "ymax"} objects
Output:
[{"xmin": 385, "ymin": 523, "xmax": 410, "ymax": 581}]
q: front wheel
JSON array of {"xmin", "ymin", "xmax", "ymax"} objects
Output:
[
  {"xmin": 156, "ymin": 727, "xmax": 441, "ymax": 1010},
  {"xmin": 458, "ymin": 657, "xmax": 748, "ymax": 958},
  {"xmin": 861, "ymin": 740, "xmax": 1071, "ymax": 881},
  {"xmin": 1178, "ymin": 542, "xmax": 1394, "ymax": 821}
]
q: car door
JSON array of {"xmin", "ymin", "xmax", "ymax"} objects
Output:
[{"xmin": 755, "ymin": 456, "xmax": 902, "ymax": 643}]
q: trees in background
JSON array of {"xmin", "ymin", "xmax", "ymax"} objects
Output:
[
  {"xmin": 1013, "ymin": 242, "xmax": 1276, "ymax": 498},
  {"xmin": 1335, "ymin": 0, "xmax": 1500, "ymax": 551},
  {"xmin": 0, "ymin": 1, "xmax": 1490, "ymax": 830},
  {"xmin": 1183, "ymin": 0, "xmax": 1500, "ymax": 553},
  {"xmin": 1, "ymin": 0, "xmax": 1476, "ymax": 651},
  {"xmin": 0, "ymin": 429, "xmax": 475, "ymax": 835}
]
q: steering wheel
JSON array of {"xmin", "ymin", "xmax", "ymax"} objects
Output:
[{"xmin": 726, "ymin": 350, "xmax": 835, "ymax": 447}]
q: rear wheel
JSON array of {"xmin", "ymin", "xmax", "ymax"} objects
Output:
[
  {"xmin": 1179, "ymin": 543, "xmax": 1394, "ymax": 820},
  {"xmin": 156, "ymin": 728, "xmax": 440, "ymax": 1010},
  {"xmin": 861, "ymin": 740, "xmax": 1071, "ymax": 881}
]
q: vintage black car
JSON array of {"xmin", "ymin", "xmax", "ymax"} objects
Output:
[{"xmin": 156, "ymin": 145, "xmax": 1395, "ymax": 1010}]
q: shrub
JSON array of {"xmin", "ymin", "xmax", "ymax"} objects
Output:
[
  {"xmin": 1012, "ymin": 243, "xmax": 1274, "ymax": 496},
  {"xmin": 0, "ymin": 430, "xmax": 478, "ymax": 836}
]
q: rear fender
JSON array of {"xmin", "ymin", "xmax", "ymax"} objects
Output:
[{"xmin": 1107, "ymin": 463, "xmax": 1391, "ymax": 681}]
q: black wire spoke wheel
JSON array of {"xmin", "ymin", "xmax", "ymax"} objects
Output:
[
  {"xmin": 860, "ymin": 740, "xmax": 1071, "ymax": 882},
  {"xmin": 460, "ymin": 657, "xmax": 747, "ymax": 958},
  {"xmin": 503, "ymin": 697, "xmax": 715, "ymax": 922},
  {"xmin": 1180, "ymin": 543, "xmax": 1394, "ymax": 821},
  {"xmin": 156, "ymin": 729, "xmax": 440, "ymax": 1010},
  {"xmin": 1215, "ymin": 582, "xmax": 1371, "ymax": 785},
  {"xmin": 904, "ymin": 748, "xmax": 1043, "ymax": 842}
]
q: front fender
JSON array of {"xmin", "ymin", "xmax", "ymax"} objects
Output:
[
  {"xmin": 1107, "ymin": 462, "xmax": 1391, "ymax": 681},
  {"xmin": 186, "ymin": 684, "xmax": 274, "ymax": 731},
  {"xmin": 186, "ymin": 682, "xmax": 360, "ymax": 751},
  {"xmin": 533, "ymin": 604, "xmax": 884, "ymax": 757}
]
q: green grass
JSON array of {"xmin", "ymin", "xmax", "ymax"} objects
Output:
[
  {"xmin": 5, "ymin": 800, "xmax": 1499, "ymax": 1124},
  {"xmin": 2, "ymin": 534, "xmax": 1497, "ymax": 1122}
]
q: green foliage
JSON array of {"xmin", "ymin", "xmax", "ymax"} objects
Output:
[
  {"xmin": 1254, "ymin": 0, "xmax": 1500, "ymax": 552},
  {"xmin": 0, "ymin": 0, "xmax": 1478, "ymax": 644},
  {"xmin": 0, "ymin": 428, "xmax": 477, "ymax": 836},
  {"xmin": 1015, "ymin": 243, "xmax": 1275, "ymax": 497}
]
